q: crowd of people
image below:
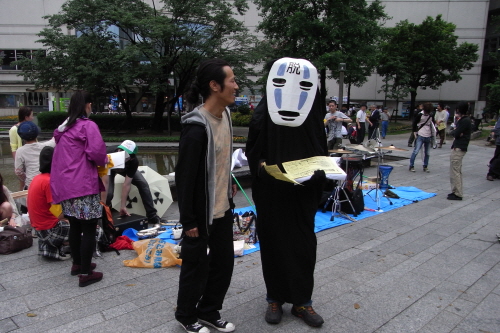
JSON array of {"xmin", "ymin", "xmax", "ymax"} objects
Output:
[{"xmin": 1, "ymin": 57, "xmax": 498, "ymax": 333}]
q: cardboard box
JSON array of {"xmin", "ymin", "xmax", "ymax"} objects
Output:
[{"xmin": 360, "ymin": 182, "xmax": 378, "ymax": 190}]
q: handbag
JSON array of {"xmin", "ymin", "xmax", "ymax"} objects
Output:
[
  {"xmin": 0, "ymin": 225, "xmax": 33, "ymax": 255},
  {"xmin": 233, "ymin": 211, "xmax": 258, "ymax": 244}
]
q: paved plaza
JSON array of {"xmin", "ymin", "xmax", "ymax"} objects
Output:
[{"xmin": 1, "ymin": 131, "xmax": 499, "ymax": 333}]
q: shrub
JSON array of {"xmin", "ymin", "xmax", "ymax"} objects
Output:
[
  {"xmin": 231, "ymin": 112, "xmax": 252, "ymax": 126},
  {"xmin": 37, "ymin": 111, "xmax": 182, "ymax": 132}
]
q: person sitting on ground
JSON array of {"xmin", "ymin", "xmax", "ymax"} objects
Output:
[
  {"xmin": 101, "ymin": 140, "xmax": 163, "ymax": 224},
  {"xmin": 27, "ymin": 146, "xmax": 71, "ymax": 260},
  {"xmin": 9, "ymin": 106, "xmax": 34, "ymax": 190},
  {"xmin": 0, "ymin": 172, "xmax": 20, "ymax": 227},
  {"xmin": 14, "ymin": 121, "xmax": 55, "ymax": 189}
]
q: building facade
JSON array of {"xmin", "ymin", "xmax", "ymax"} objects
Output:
[{"xmin": 0, "ymin": 0, "xmax": 496, "ymax": 116}]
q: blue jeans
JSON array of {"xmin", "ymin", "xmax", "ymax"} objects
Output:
[
  {"xmin": 410, "ymin": 136, "xmax": 431, "ymax": 167},
  {"xmin": 381, "ymin": 120, "xmax": 389, "ymax": 138}
]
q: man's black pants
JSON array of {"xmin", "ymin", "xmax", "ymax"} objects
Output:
[{"xmin": 175, "ymin": 210, "xmax": 234, "ymax": 325}]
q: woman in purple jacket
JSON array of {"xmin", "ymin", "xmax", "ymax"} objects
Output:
[{"xmin": 50, "ymin": 91, "xmax": 108, "ymax": 287}]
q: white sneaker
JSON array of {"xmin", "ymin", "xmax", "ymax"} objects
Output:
[
  {"xmin": 199, "ymin": 318, "xmax": 235, "ymax": 332},
  {"xmin": 180, "ymin": 322, "xmax": 209, "ymax": 333}
]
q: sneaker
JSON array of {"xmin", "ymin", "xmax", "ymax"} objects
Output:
[
  {"xmin": 408, "ymin": 144, "xmax": 412, "ymax": 147},
  {"xmin": 71, "ymin": 263, "xmax": 97, "ymax": 276},
  {"xmin": 423, "ymin": 167, "xmax": 429, "ymax": 173},
  {"xmin": 291, "ymin": 306, "xmax": 324, "ymax": 327},
  {"xmin": 265, "ymin": 302, "xmax": 283, "ymax": 324},
  {"xmin": 447, "ymin": 193, "xmax": 463, "ymax": 201},
  {"xmin": 409, "ymin": 166, "xmax": 415, "ymax": 172},
  {"xmin": 199, "ymin": 318, "xmax": 235, "ymax": 332},
  {"xmin": 78, "ymin": 271, "xmax": 103, "ymax": 287},
  {"xmin": 487, "ymin": 175, "xmax": 494, "ymax": 181},
  {"xmin": 179, "ymin": 322, "xmax": 209, "ymax": 333},
  {"xmin": 58, "ymin": 253, "xmax": 72, "ymax": 261}
]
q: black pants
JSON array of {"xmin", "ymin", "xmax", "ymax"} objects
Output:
[
  {"xmin": 408, "ymin": 132, "xmax": 416, "ymax": 145},
  {"xmin": 68, "ymin": 217, "xmax": 97, "ymax": 274},
  {"xmin": 356, "ymin": 122, "xmax": 365, "ymax": 144},
  {"xmin": 368, "ymin": 123, "xmax": 379, "ymax": 140},
  {"xmin": 175, "ymin": 210, "xmax": 234, "ymax": 325},
  {"xmin": 106, "ymin": 170, "xmax": 157, "ymax": 220}
]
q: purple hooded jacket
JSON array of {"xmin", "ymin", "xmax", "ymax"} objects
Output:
[{"xmin": 50, "ymin": 118, "xmax": 107, "ymax": 204}]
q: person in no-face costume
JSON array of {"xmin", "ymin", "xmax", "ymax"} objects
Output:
[{"xmin": 246, "ymin": 58, "xmax": 327, "ymax": 328}]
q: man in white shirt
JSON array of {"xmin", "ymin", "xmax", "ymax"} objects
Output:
[{"xmin": 356, "ymin": 105, "xmax": 367, "ymax": 144}]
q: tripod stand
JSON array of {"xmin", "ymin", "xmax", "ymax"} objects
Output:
[{"xmin": 364, "ymin": 128, "xmax": 393, "ymax": 211}]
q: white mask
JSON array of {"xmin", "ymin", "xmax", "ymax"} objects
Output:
[{"xmin": 266, "ymin": 57, "xmax": 318, "ymax": 127}]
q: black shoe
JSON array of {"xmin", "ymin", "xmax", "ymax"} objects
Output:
[
  {"xmin": 265, "ymin": 302, "xmax": 283, "ymax": 324},
  {"xmin": 148, "ymin": 215, "xmax": 161, "ymax": 225},
  {"xmin": 447, "ymin": 193, "xmax": 463, "ymax": 201},
  {"xmin": 198, "ymin": 318, "xmax": 235, "ymax": 332},
  {"xmin": 179, "ymin": 322, "xmax": 209, "ymax": 333},
  {"xmin": 291, "ymin": 306, "xmax": 324, "ymax": 327},
  {"xmin": 408, "ymin": 144, "xmax": 412, "ymax": 147},
  {"xmin": 409, "ymin": 166, "xmax": 415, "ymax": 172}
]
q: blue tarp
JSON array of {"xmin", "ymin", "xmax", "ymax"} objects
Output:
[{"xmin": 123, "ymin": 186, "xmax": 436, "ymax": 256}]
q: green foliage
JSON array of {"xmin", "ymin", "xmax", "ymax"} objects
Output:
[
  {"xmin": 236, "ymin": 103, "xmax": 251, "ymax": 115},
  {"xmin": 377, "ymin": 15, "xmax": 479, "ymax": 118},
  {"xmin": 15, "ymin": 0, "xmax": 261, "ymax": 128},
  {"xmin": 36, "ymin": 111, "xmax": 182, "ymax": 132},
  {"xmin": 485, "ymin": 69, "xmax": 500, "ymax": 116},
  {"xmin": 254, "ymin": 0, "xmax": 389, "ymax": 101},
  {"xmin": 231, "ymin": 112, "xmax": 252, "ymax": 126}
]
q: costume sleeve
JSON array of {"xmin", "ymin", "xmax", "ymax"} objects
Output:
[
  {"xmin": 175, "ymin": 125, "xmax": 206, "ymax": 231},
  {"xmin": 83, "ymin": 121, "xmax": 108, "ymax": 166}
]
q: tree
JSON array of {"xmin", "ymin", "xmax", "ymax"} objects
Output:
[
  {"xmin": 377, "ymin": 15, "xmax": 479, "ymax": 119},
  {"xmin": 485, "ymin": 69, "xmax": 500, "ymax": 117},
  {"xmin": 16, "ymin": 0, "xmax": 259, "ymax": 132},
  {"xmin": 254, "ymin": 0, "xmax": 388, "ymax": 103}
]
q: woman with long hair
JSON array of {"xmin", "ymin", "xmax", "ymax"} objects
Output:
[{"xmin": 50, "ymin": 91, "xmax": 108, "ymax": 287}]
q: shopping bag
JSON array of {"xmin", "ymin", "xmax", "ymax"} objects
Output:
[{"xmin": 123, "ymin": 238, "xmax": 182, "ymax": 268}]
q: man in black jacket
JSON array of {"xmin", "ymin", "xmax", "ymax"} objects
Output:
[
  {"xmin": 174, "ymin": 59, "xmax": 238, "ymax": 333},
  {"xmin": 448, "ymin": 102, "xmax": 471, "ymax": 200}
]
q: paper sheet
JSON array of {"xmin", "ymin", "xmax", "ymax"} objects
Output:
[{"xmin": 264, "ymin": 156, "xmax": 346, "ymax": 184}]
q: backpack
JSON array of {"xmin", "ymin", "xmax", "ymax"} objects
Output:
[{"xmin": 95, "ymin": 204, "xmax": 119, "ymax": 257}]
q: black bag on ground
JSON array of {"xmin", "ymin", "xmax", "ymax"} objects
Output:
[
  {"xmin": 95, "ymin": 204, "xmax": 119, "ymax": 256},
  {"xmin": 340, "ymin": 177, "xmax": 364, "ymax": 215},
  {"xmin": 0, "ymin": 225, "xmax": 33, "ymax": 255}
]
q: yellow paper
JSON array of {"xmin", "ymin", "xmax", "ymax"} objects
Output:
[
  {"xmin": 265, "ymin": 156, "xmax": 345, "ymax": 184},
  {"xmin": 264, "ymin": 164, "xmax": 300, "ymax": 184},
  {"xmin": 49, "ymin": 204, "xmax": 62, "ymax": 218}
]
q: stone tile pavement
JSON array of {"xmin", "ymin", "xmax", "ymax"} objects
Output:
[{"xmin": 1, "ymin": 132, "xmax": 499, "ymax": 333}]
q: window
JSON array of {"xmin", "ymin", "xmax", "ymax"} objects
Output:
[{"xmin": 0, "ymin": 49, "xmax": 35, "ymax": 70}]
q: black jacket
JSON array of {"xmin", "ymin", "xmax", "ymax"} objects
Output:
[
  {"xmin": 451, "ymin": 116, "xmax": 472, "ymax": 151},
  {"xmin": 175, "ymin": 108, "xmax": 234, "ymax": 236}
]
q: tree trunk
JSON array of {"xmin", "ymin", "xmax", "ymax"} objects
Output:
[
  {"xmin": 320, "ymin": 68, "xmax": 327, "ymax": 104},
  {"xmin": 153, "ymin": 93, "xmax": 165, "ymax": 132},
  {"xmin": 409, "ymin": 90, "xmax": 417, "ymax": 121}
]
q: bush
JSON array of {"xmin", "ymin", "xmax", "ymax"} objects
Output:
[
  {"xmin": 236, "ymin": 103, "xmax": 251, "ymax": 115},
  {"xmin": 37, "ymin": 111, "xmax": 182, "ymax": 132},
  {"xmin": 231, "ymin": 112, "xmax": 252, "ymax": 126}
]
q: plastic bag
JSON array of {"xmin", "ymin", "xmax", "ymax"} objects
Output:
[{"xmin": 123, "ymin": 238, "xmax": 182, "ymax": 268}]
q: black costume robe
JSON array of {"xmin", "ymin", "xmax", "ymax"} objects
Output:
[{"xmin": 245, "ymin": 92, "xmax": 328, "ymax": 305}]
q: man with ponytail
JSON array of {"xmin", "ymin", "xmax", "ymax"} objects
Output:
[{"xmin": 175, "ymin": 59, "xmax": 238, "ymax": 333}]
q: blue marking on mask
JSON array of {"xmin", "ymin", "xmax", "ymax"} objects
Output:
[
  {"xmin": 303, "ymin": 65, "xmax": 310, "ymax": 79},
  {"xmin": 275, "ymin": 89, "xmax": 282, "ymax": 109},
  {"xmin": 298, "ymin": 91, "xmax": 307, "ymax": 110},
  {"xmin": 277, "ymin": 63, "xmax": 286, "ymax": 76}
]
